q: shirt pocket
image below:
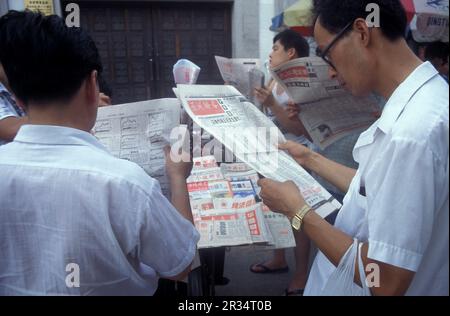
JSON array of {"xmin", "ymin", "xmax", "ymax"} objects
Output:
[
  {"xmin": 353, "ymin": 188, "xmax": 370, "ymax": 240},
  {"xmin": 338, "ymin": 173, "xmax": 369, "ymax": 239}
]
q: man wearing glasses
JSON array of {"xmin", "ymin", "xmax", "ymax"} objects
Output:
[{"xmin": 258, "ymin": 0, "xmax": 449, "ymax": 295}]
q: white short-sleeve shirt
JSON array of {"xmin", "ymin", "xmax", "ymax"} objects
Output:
[
  {"xmin": 0, "ymin": 83, "xmax": 25, "ymax": 145},
  {"xmin": 305, "ymin": 62, "xmax": 449, "ymax": 296},
  {"xmin": 0, "ymin": 125, "xmax": 200, "ymax": 295}
]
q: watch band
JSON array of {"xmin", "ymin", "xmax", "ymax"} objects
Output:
[{"xmin": 291, "ymin": 205, "xmax": 312, "ymax": 231}]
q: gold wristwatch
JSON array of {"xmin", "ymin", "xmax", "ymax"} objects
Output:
[{"xmin": 291, "ymin": 205, "xmax": 312, "ymax": 231}]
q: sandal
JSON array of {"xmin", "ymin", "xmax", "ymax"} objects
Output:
[{"xmin": 249, "ymin": 263, "xmax": 289, "ymax": 274}]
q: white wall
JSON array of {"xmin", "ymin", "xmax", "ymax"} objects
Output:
[
  {"xmin": 0, "ymin": 1, "xmax": 9, "ymax": 15},
  {"xmin": 53, "ymin": 0, "xmax": 62, "ymax": 16},
  {"xmin": 7, "ymin": 0, "xmax": 24, "ymax": 10},
  {"xmin": 275, "ymin": 0, "xmax": 298, "ymax": 15},
  {"xmin": 259, "ymin": 0, "xmax": 276, "ymax": 69},
  {"xmin": 231, "ymin": 0, "xmax": 259, "ymax": 58}
]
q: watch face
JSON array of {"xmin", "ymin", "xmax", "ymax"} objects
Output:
[{"xmin": 292, "ymin": 216, "xmax": 301, "ymax": 230}]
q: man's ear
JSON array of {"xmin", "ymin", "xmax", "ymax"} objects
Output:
[
  {"xmin": 287, "ymin": 47, "xmax": 297, "ymax": 60},
  {"xmin": 85, "ymin": 70, "xmax": 99, "ymax": 106},
  {"xmin": 353, "ymin": 18, "xmax": 371, "ymax": 47}
]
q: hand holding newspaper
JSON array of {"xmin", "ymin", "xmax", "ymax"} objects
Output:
[
  {"xmin": 270, "ymin": 57, "xmax": 380, "ymax": 149},
  {"xmin": 215, "ymin": 56, "xmax": 264, "ymax": 103},
  {"xmin": 177, "ymin": 84, "xmax": 341, "ymax": 221},
  {"xmin": 220, "ymin": 162, "xmax": 296, "ymax": 250},
  {"xmin": 188, "ymin": 156, "xmax": 294, "ymax": 249}
]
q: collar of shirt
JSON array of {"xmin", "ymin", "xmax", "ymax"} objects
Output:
[
  {"xmin": 14, "ymin": 124, "xmax": 110, "ymax": 153},
  {"xmin": 354, "ymin": 62, "xmax": 439, "ymax": 151},
  {"xmin": 0, "ymin": 82, "xmax": 9, "ymax": 94}
]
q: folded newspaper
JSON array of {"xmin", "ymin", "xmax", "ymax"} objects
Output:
[
  {"xmin": 177, "ymin": 84, "xmax": 341, "ymax": 222},
  {"xmin": 188, "ymin": 156, "xmax": 295, "ymax": 249},
  {"xmin": 215, "ymin": 56, "xmax": 264, "ymax": 106},
  {"xmin": 270, "ymin": 57, "xmax": 380, "ymax": 149},
  {"xmin": 93, "ymin": 99, "xmax": 180, "ymax": 197}
]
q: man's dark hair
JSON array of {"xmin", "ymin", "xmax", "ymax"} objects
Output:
[
  {"xmin": 425, "ymin": 42, "xmax": 449, "ymax": 62},
  {"xmin": 274, "ymin": 29, "xmax": 310, "ymax": 58},
  {"xmin": 312, "ymin": 0, "xmax": 407, "ymax": 41},
  {"xmin": 0, "ymin": 10, "xmax": 102, "ymax": 105}
]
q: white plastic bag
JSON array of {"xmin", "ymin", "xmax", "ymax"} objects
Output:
[
  {"xmin": 173, "ymin": 59, "xmax": 201, "ymax": 85},
  {"xmin": 321, "ymin": 238, "xmax": 372, "ymax": 296}
]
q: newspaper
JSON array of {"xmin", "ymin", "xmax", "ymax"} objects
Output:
[
  {"xmin": 93, "ymin": 99, "xmax": 180, "ymax": 197},
  {"xmin": 215, "ymin": 56, "xmax": 263, "ymax": 102},
  {"xmin": 195, "ymin": 212, "xmax": 253, "ymax": 248},
  {"xmin": 177, "ymin": 85, "xmax": 341, "ymax": 219},
  {"xmin": 220, "ymin": 163, "xmax": 295, "ymax": 249},
  {"xmin": 221, "ymin": 163, "xmax": 261, "ymax": 195},
  {"xmin": 270, "ymin": 57, "xmax": 380, "ymax": 149},
  {"xmin": 298, "ymin": 95, "xmax": 380, "ymax": 149},
  {"xmin": 215, "ymin": 197, "xmax": 274, "ymax": 245},
  {"xmin": 260, "ymin": 204, "xmax": 296, "ymax": 250},
  {"xmin": 188, "ymin": 157, "xmax": 267, "ymax": 248}
]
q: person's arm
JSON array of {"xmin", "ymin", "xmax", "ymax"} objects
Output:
[
  {"xmin": 254, "ymin": 86, "xmax": 311, "ymax": 140},
  {"xmin": 302, "ymin": 211, "xmax": 415, "ymax": 296},
  {"xmin": 166, "ymin": 264, "xmax": 192, "ymax": 281},
  {"xmin": 0, "ymin": 116, "xmax": 27, "ymax": 142},
  {"xmin": 269, "ymin": 101, "xmax": 311, "ymax": 139},
  {"xmin": 279, "ymin": 141, "xmax": 356, "ymax": 194},
  {"xmin": 258, "ymin": 180, "xmax": 415, "ymax": 296},
  {"xmin": 165, "ymin": 168, "xmax": 195, "ymax": 281},
  {"xmin": 168, "ymin": 174, "xmax": 193, "ymax": 224},
  {"xmin": 164, "ymin": 172, "xmax": 195, "ymax": 281},
  {"xmin": 286, "ymin": 102, "xmax": 301, "ymax": 120},
  {"xmin": 164, "ymin": 146, "xmax": 193, "ymax": 223}
]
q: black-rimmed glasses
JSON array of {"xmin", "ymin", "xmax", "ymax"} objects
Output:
[{"xmin": 317, "ymin": 21, "xmax": 354, "ymax": 70}]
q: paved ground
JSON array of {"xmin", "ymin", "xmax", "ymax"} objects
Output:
[
  {"xmin": 187, "ymin": 214, "xmax": 338, "ymax": 296},
  {"xmin": 214, "ymin": 245, "xmax": 297, "ymax": 296},
  {"xmin": 158, "ymin": 243, "xmax": 318, "ymax": 296}
]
